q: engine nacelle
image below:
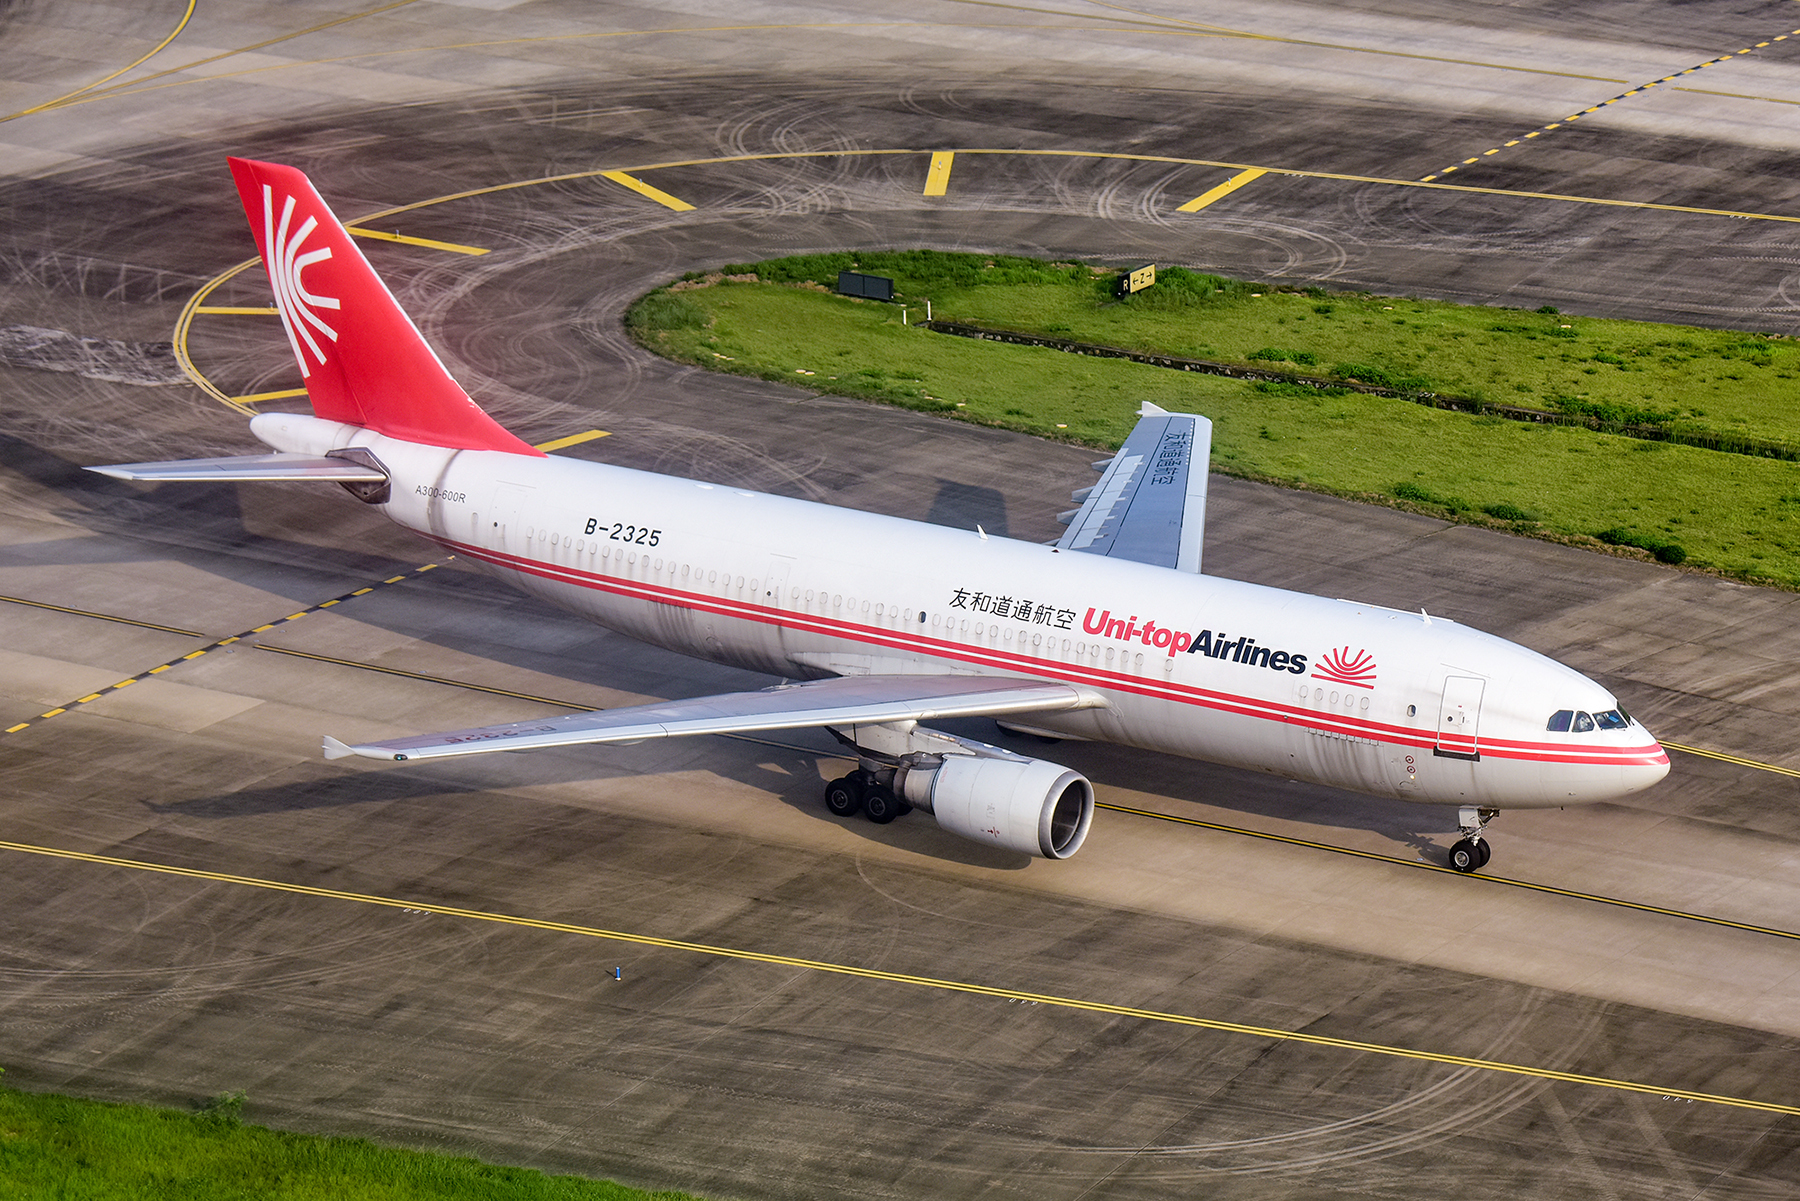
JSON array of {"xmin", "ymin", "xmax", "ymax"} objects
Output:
[{"xmin": 897, "ymin": 751, "xmax": 1094, "ymax": 859}]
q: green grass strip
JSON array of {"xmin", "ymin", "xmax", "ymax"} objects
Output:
[
  {"xmin": 0, "ymin": 1083, "xmax": 701, "ymax": 1201},
  {"xmin": 628, "ymin": 253, "xmax": 1800, "ymax": 588}
]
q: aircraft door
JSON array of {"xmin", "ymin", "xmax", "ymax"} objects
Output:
[{"xmin": 1435, "ymin": 675, "xmax": 1485, "ymax": 760}]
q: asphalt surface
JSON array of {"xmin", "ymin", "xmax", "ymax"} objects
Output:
[{"xmin": 3, "ymin": 2, "xmax": 1800, "ymax": 1198}]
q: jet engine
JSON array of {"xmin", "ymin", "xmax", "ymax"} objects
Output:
[{"xmin": 895, "ymin": 750, "xmax": 1093, "ymax": 859}]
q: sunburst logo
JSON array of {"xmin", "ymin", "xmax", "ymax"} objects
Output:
[
  {"xmin": 1312, "ymin": 646, "xmax": 1377, "ymax": 689},
  {"xmin": 263, "ymin": 184, "xmax": 340, "ymax": 377}
]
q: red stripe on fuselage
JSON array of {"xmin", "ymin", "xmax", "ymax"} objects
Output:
[{"xmin": 431, "ymin": 536, "xmax": 1666, "ymax": 768}]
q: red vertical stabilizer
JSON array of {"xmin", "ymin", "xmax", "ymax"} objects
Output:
[{"xmin": 226, "ymin": 157, "xmax": 542, "ymax": 456}]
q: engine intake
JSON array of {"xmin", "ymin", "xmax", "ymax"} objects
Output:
[{"xmin": 897, "ymin": 752, "xmax": 1094, "ymax": 859}]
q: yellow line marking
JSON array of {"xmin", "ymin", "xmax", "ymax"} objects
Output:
[
  {"xmin": 74, "ymin": 695, "xmax": 102, "ymax": 705},
  {"xmin": 383, "ymin": 576, "xmax": 407, "ymax": 585},
  {"xmin": 1097, "ymin": 802, "xmax": 1800, "ymax": 941},
  {"xmin": 0, "ymin": 0, "xmax": 194, "ymax": 121},
  {"xmin": 923, "ymin": 151, "xmax": 955, "ymax": 196},
  {"xmin": 39, "ymin": 709, "xmax": 64, "ymax": 719},
  {"xmin": 319, "ymin": 599, "xmax": 340, "ymax": 608},
  {"xmin": 284, "ymin": 612, "xmax": 308, "ymax": 622},
  {"xmin": 181, "ymin": 650, "xmax": 207, "ymax": 660},
  {"xmin": 1176, "ymin": 167, "xmax": 1265, "ymax": 212},
  {"xmin": 4, "ymin": 724, "xmax": 27, "ymax": 734},
  {"xmin": 255, "ymin": 645, "xmax": 602, "ymax": 708},
  {"xmin": 351, "ymin": 588, "xmax": 374, "ymax": 596},
  {"xmin": 599, "ymin": 170, "xmax": 695, "ymax": 212},
  {"xmin": 0, "ymin": 595, "xmax": 205, "ymax": 638},
  {"xmin": 0, "ymin": 838, "xmax": 1792, "ymax": 1116},
  {"xmin": 193, "ymin": 306, "xmax": 279, "ymax": 315},
  {"xmin": 345, "ymin": 227, "xmax": 489, "ymax": 256},
  {"xmin": 250, "ymin": 625, "xmax": 276, "ymax": 633},
  {"xmin": 535, "ymin": 429, "xmax": 612, "ymax": 453},
  {"xmin": 176, "ymin": 147, "xmax": 1800, "ymax": 415},
  {"xmin": 1664, "ymin": 741, "xmax": 1800, "ymax": 779},
  {"xmin": 110, "ymin": 680, "xmax": 134, "ymax": 690},
  {"xmin": 231, "ymin": 387, "xmax": 308, "ymax": 404},
  {"xmin": 1675, "ymin": 86, "xmax": 1800, "ymax": 107},
  {"xmin": 147, "ymin": 665, "xmax": 171, "ymax": 674}
]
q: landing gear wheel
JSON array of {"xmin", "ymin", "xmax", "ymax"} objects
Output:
[
  {"xmin": 862, "ymin": 784, "xmax": 902, "ymax": 824},
  {"xmin": 1449, "ymin": 839, "xmax": 1485, "ymax": 873},
  {"xmin": 1476, "ymin": 840, "xmax": 1493, "ymax": 869},
  {"xmin": 823, "ymin": 776, "xmax": 863, "ymax": 817}
]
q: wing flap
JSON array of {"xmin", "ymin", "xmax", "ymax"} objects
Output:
[
  {"xmin": 1057, "ymin": 402, "xmax": 1211, "ymax": 572},
  {"xmin": 87, "ymin": 452, "xmax": 386, "ymax": 483},
  {"xmin": 325, "ymin": 674, "xmax": 1104, "ymax": 762}
]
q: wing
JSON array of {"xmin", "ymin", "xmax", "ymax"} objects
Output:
[
  {"xmin": 87, "ymin": 452, "xmax": 386, "ymax": 483},
  {"xmin": 324, "ymin": 674, "xmax": 1104, "ymax": 763},
  {"xmin": 1056, "ymin": 402, "xmax": 1212, "ymax": 573}
]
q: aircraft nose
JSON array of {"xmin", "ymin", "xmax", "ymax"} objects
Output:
[{"xmin": 1627, "ymin": 735, "xmax": 1672, "ymax": 792}]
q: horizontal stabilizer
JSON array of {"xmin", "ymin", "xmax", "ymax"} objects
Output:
[
  {"xmin": 325, "ymin": 674, "xmax": 1103, "ymax": 763},
  {"xmin": 86, "ymin": 452, "xmax": 386, "ymax": 483}
]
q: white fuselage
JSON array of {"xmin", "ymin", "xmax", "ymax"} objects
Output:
[{"xmin": 256, "ymin": 413, "xmax": 1669, "ymax": 808}]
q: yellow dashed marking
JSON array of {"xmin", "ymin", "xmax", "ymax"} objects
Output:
[
  {"xmin": 3, "ymin": 560, "xmax": 454, "ymax": 738},
  {"xmin": 1417, "ymin": 29, "xmax": 1796, "ymax": 180},
  {"xmin": 1176, "ymin": 167, "xmax": 1265, "ymax": 212},
  {"xmin": 1664, "ymin": 741, "xmax": 1800, "ymax": 779},
  {"xmin": 535, "ymin": 429, "xmax": 612, "ymax": 453},
  {"xmin": 1, "ymin": 837, "xmax": 1794, "ymax": 1116},
  {"xmin": 599, "ymin": 169, "xmax": 695, "ymax": 211},
  {"xmin": 344, "ymin": 226, "xmax": 489, "ymax": 256},
  {"xmin": 923, "ymin": 151, "xmax": 955, "ymax": 196}
]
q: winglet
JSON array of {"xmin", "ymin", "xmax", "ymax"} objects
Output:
[
  {"xmin": 227, "ymin": 157, "xmax": 542, "ymax": 457},
  {"xmin": 322, "ymin": 735, "xmax": 357, "ymax": 760}
]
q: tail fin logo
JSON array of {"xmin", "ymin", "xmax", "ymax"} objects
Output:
[{"xmin": 263, "ymin": 184, "xmax": 340, "ymax": 378}]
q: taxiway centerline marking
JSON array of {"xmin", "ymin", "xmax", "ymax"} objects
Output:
[
  {"xmin": 232, "ymin": 387, "xmax": 309, "ymax": 404},
  {"xmin": 924, "ymin": 151, "xmax": 955, "ymax": 196},
  {"xmin": 1176, "ymin": 167, "xmax": 1266, "ymax": 212},
  {"xmin": 1094, "ymin": 803, "xmax": 1800, "ymax": 942},
  {"xmin": 193, "ymin": 306, "xmax": 278, "ymax": 315},
  {"xmin": 1663, "ymin": 740, "xmax": 1800, "ymax": 779},
  {"xmin": 1418, "ymin": 29, "xmax": 1800, "ymax": 182},
  {"xmin": 0, "ymin": 836, "xmax": 1794, "ymax": 1117},
  {"xmin": 0, "ymin": 595, "xmax": 205, "ymax": 638},
  {"xmin": 599, "ymin": 170, "xmax": 696, "ymax": 212},
  {"xmin": 0, "ymin": 0, "xmax": 195, "ymax": 122},
  {"xmin": 0, "ymin": 560, "xmax": 454, "ymax": 739},
  {"xmin": 534, "ymin": 429, "xmax": 612, "ymax": 453},
  {"xmin": 252, "ymin": 645, "xmax": 599, "ymax": 709},
  {"xmin": 345, "ymin": 226, "xmax": 489, "ymax": 256}
]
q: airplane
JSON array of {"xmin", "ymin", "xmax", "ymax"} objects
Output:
[{"xmin": 89, "ymin": 158, "xmax": 1670, "ymax": 873}]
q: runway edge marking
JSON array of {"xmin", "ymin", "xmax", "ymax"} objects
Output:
[{"xmin": 2, "ymin": 836, "xmax": 1796, "ymax": 1117}]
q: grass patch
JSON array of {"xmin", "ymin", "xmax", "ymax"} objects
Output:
[
  {"xmin": 0, "ymin": 1082, "xmax": 701, "ymax": 1200},
  {"xmin": 628, "ymin": 260, "xmax": 1800, "ymax": 587}
]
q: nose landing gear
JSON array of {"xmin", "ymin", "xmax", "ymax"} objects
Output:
[{"xmin": 1449, "ymin": 806, "xmax": 1497, "ymax": 873}]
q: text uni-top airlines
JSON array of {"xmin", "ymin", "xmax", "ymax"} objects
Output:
[{"xmin": 90, "ymin": 158, "xmax": 1669, "ymax": 872}]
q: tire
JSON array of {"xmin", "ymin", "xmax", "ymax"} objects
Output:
[
  {"xmin": 1449, "ymin": 838, "xmax": 1481, "ymax": 873},
  {"xmin": 863, "ymin": 784, "xmax": 901, "ymax": 824},
  {"xmin": 1475, "ymin": 840, "xmax": 1493, "ymax": 869},
  {"xmin": 824, "ymin": 776, "xmax": 863, "ymax": 817}
]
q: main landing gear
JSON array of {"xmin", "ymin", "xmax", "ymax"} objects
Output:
[
  {"xmin": 824, "ymin": 769, "xmax": 912, "ymax": 825},
  {"xmin": 1448, "ymin": 806, "xmax": 1498, "ymax": 873}
]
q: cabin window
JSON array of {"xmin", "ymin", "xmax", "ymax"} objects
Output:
[
  {"xmin": 1407, "ymin": 704, "xmax": 1416, "ymax": 717},
  {"xmin": 875, "ymin": 603, "xmax": 884, "ymax": 617},
  {"xmin": 1359, "ymin": 696, "xmax": 1369, "ymax": 710},
  {"xmin": 1594, "ymin": 709, "xmax": 1630, "ymax": 730}
]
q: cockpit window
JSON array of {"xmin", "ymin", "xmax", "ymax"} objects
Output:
[
  {"xmin": 1593, "ymin": 709, "xmax": 1630, "ymax": 730},
  {"xmin": 1546, "ymin": 710, "xmax": 1573, "ymax": 732},
  {"xmin": 1573, "ymin": 711, "xmax": 1595, "ymax": 733}
]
